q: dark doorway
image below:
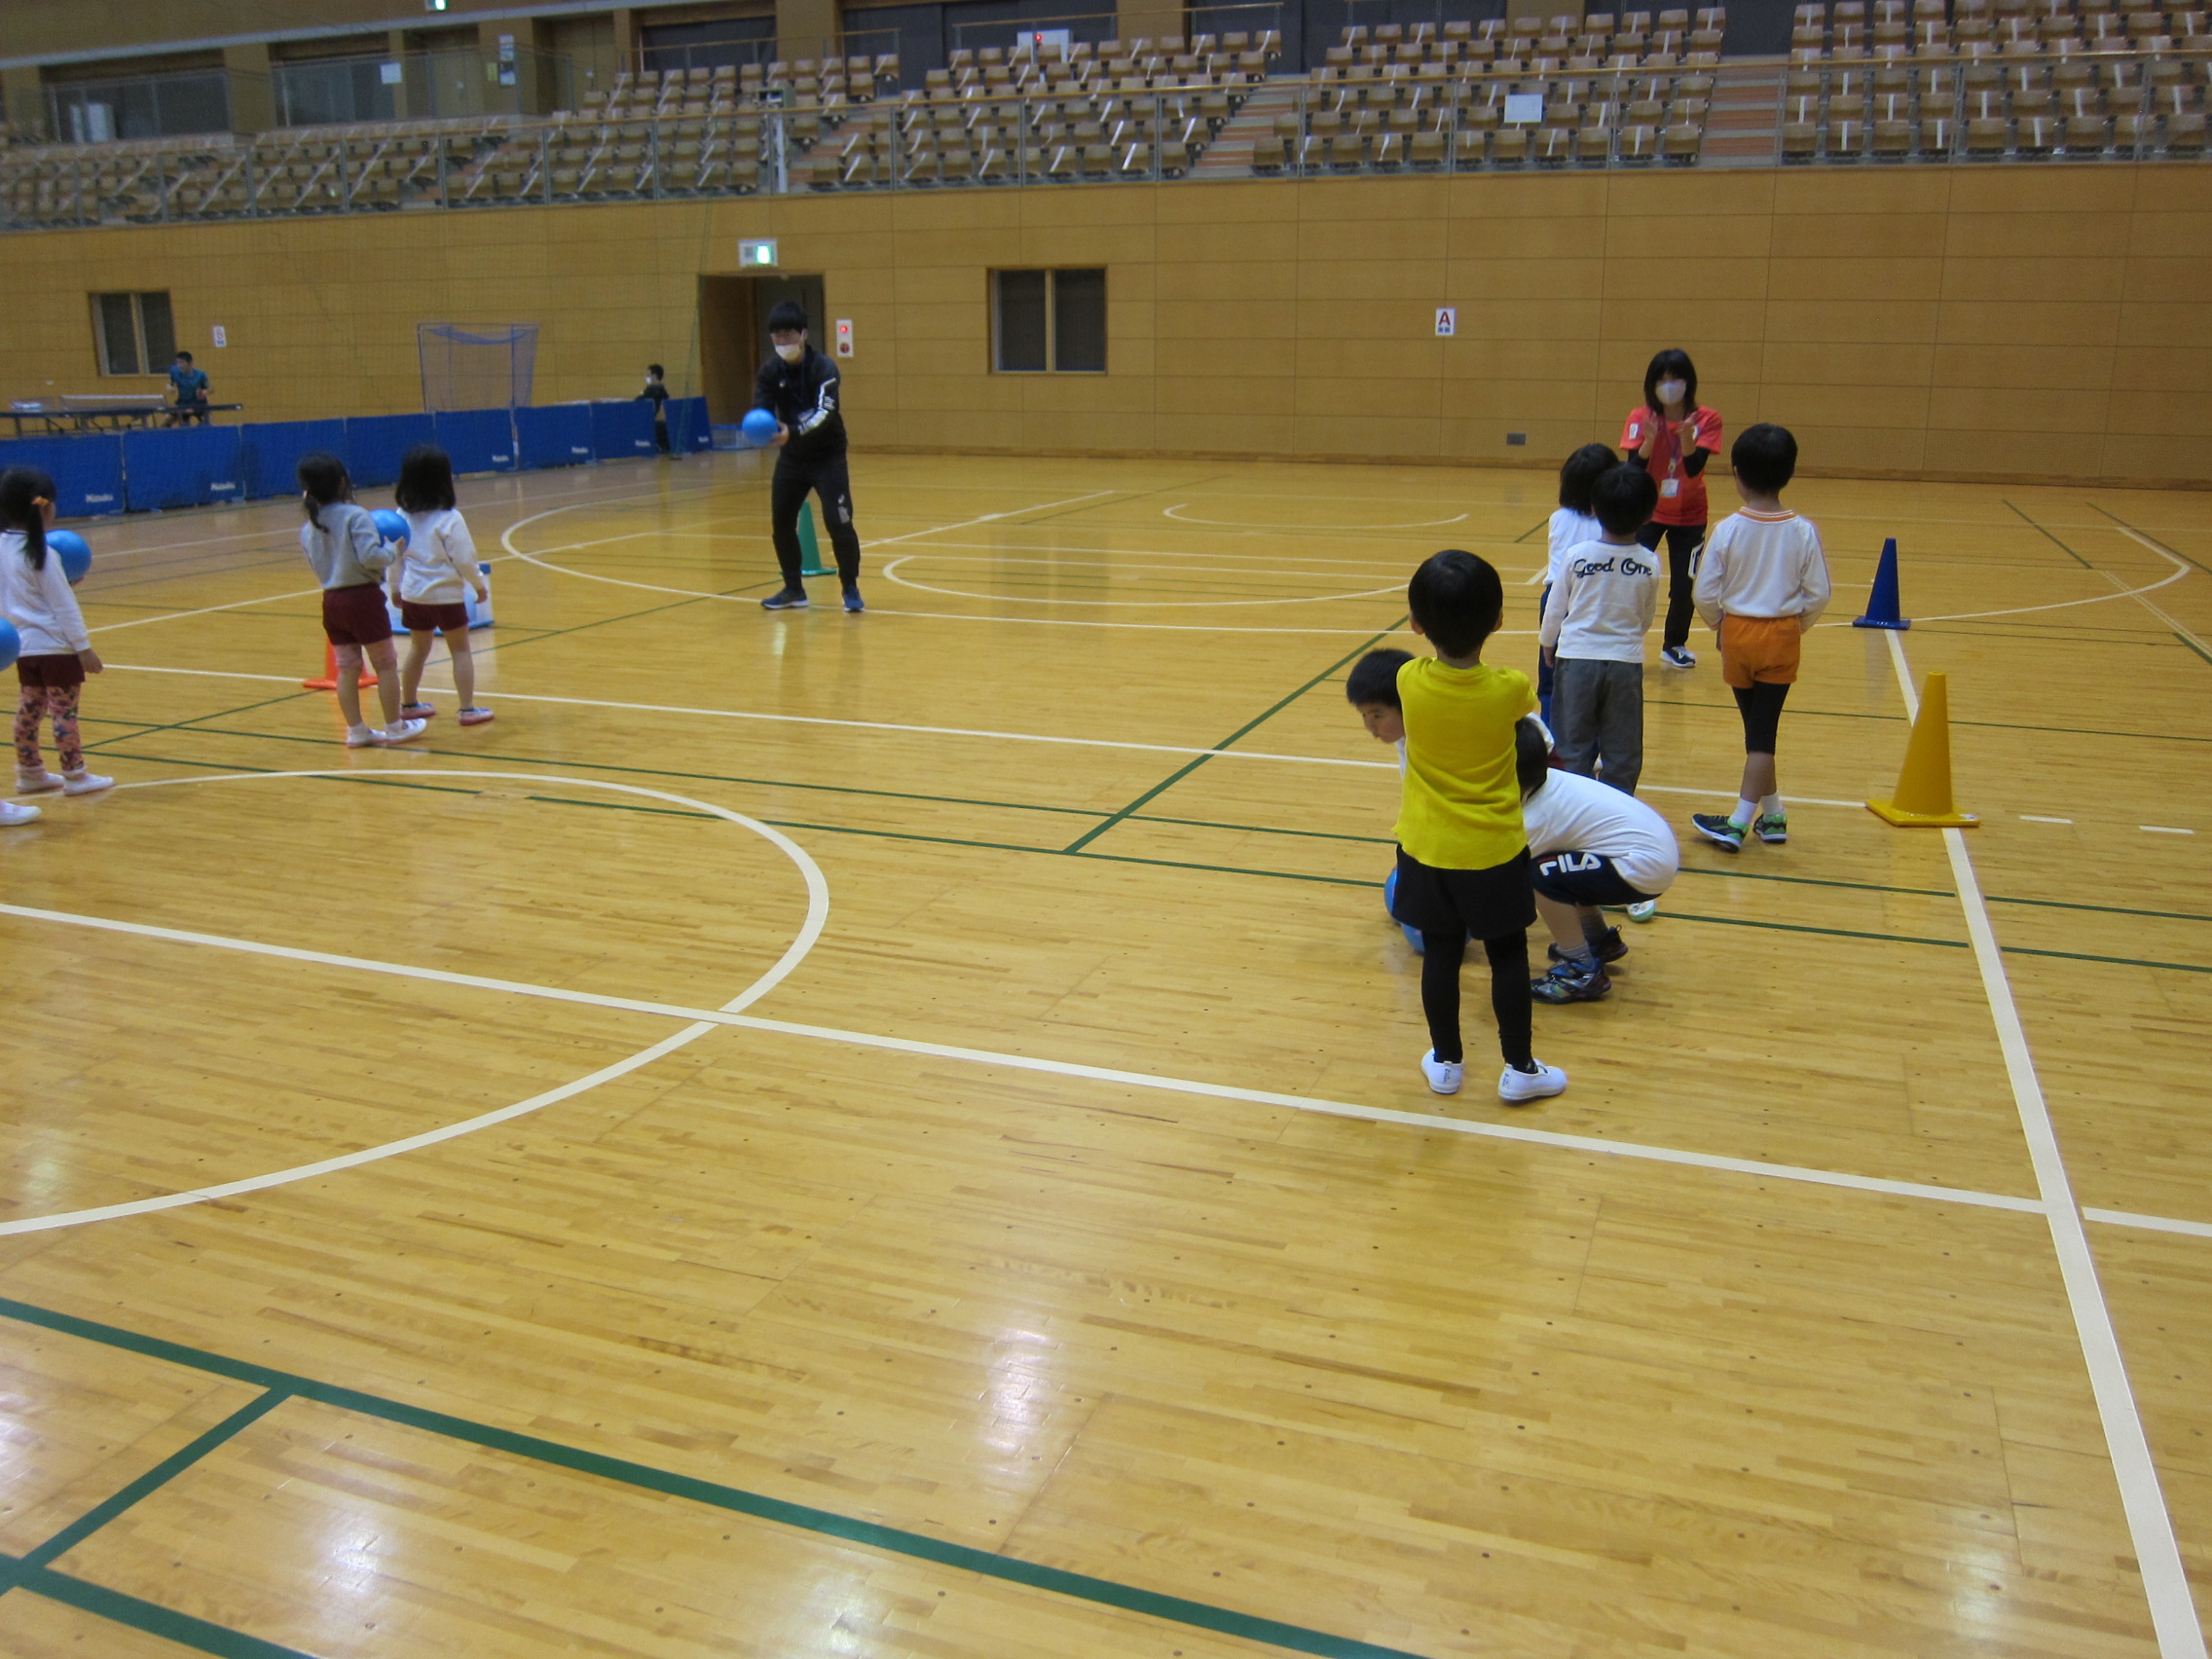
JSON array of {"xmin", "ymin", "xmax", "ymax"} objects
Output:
[{"xmin": 698, "ymin": 272, "xmax": 829, "ymax": 424}]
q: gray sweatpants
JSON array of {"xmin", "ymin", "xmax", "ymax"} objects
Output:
[{"xmin": 1552, "ymin": 656, "xmax": 1644, "ymax": 794}]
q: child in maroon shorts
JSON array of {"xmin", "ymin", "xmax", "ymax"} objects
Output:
[
  {"xmin": 298, "ymin": 453, "xmax": 424, "ymax": 749},
  {"xmin": 390, "ymin": 445, "xmax": 493, "ymax": 727},
  {"xmin": 1, "ymin": 464, "xmax": 111, "ymax": 807}
]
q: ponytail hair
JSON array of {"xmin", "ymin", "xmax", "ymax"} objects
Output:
[
  {"xmin": 298, "ymin": 452, "xmax": 350, "ymax": 532},
  {"xmin": 0, "ymin": 465, "xmax": 56, "ymax": 571}
]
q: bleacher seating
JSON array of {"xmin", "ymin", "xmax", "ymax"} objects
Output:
[{"xmin": 0, "ymin": 9, "xmax": 2202, "ymax": 229}]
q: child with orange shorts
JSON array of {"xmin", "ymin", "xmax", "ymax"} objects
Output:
[{"xmin": 1688, "ymin": 424, "xmax": 1831, "ymax": 853}]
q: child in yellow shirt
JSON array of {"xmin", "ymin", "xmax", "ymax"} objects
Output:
[{"xmin": 1389, "ymin": 550, "xmax": 1567, "ymax": 1104}]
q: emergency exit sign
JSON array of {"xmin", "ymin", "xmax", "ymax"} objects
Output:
[{"xmin": 738, "ymin": 240, "xmax": 778, "ymax": 268}]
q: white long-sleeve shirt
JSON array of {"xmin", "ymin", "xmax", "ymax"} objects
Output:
[
  {"xmin": 1544, "ymin": 506, "xmax": 1600, "ymax": 589},
  {"xmin": 1693, "ymin": 508, "xmax": 1831, "ymax": 628},
  {"xmin": 1539, "ymin": 535, "xmax": 1660, "ymax": 664},
  {"xmin": 0, "ymin": 530, "xmax": 91, "ymax": 656},
  {"xmin": 300, "ymin": 502, "xmax": 394, "ymax": 589},
  {"xmin": 394, "ymin": 508, "xmax": 481, "ymax": 605}
]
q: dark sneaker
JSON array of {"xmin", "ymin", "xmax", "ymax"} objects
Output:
[
  {"xmin": 1753, "ymin": 811, "xmax": 1788, "ymax": 844},
  {"xmin": 1660, "ymin": 645, "xmax": 1696, "ymax": 669},
  {"xmin": 760, "ymin": 588, "xmax": 810, "ymax": 611},
  {"xmin": 1531, "ymin": 959, "xmax": 1612, "ymax": 1004},
  {"xmin": 1691, "ymin": 812, "xmax": 1746, "ymax": 852},
  {"xmin": 842, "ymin": 586, "xmax": 865, "ymax": 613},
  {"xmin": 1549, "ymin": 927, "xmax": 1625, "ymax": 967}
]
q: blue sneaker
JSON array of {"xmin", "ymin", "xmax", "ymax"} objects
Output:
[
  {"xmin": 842, "ymin": 586, "xmax": 865, "ymax": 613},
  {"xmin": 1691, "ymin": 812, "xmax": 1746, "ymax": 853},
  {"xmin": 760, "ymin": 588, "xmax": 809, "ymax": 611}
]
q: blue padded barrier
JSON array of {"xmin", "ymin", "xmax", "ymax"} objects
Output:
[
  {"xmin": 667, "ymin": 396, "xmax": 714, "ymax": 454},
  {"xmin": 240, "ymin": 420, "xmax": 347, "ymax": 499},
  {"xmin": 433, "ymin": 408, "xmax": 517, "ymax": 475},
  {"xmin": 0, "ymin": 435, "xmax": 126, "ymax": 518},
  {"xmin": 589, "ymin": 399, "xmax": 658, "ymax": 462},
  {"xmin": 514, "ymin": 403, "xmax": 594, "ymax": 470},
  {"xmin": 344, "ymin": 413, "xmax": 436, "ymax": 489},
  {"xmin": 122, "ymin": 426, "xmax": 245, "ymax": 512}
]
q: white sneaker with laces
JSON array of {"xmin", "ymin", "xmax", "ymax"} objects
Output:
[
  {"xmin": 17, "ymin": 769, "xmax": 64, "ymax": 794},
  {"xmin": 1, "ymin": 800, "xmax": 41, "ymax": 826},
  {"xmin": 375, "ymin": 719, "xmax": 428, "ymax": 745},
  {"xmin": 1498, "ymin": 1060, "xmax": 1568, "ymax": 1103},
  {"xmin": 61, "ymin": 771, "xmax": 113, "ymax": 796},
  {"xmin": 345, "ymin": 725, "xmax": 379, "ymax": 749},
  {"xmin": 1419, "ymin": 1050, "xmax": 1464, "ymax": 1095},
  {"xmin": 1627, "ymin": 900, "xmax": 1658, "ymax": 922}
]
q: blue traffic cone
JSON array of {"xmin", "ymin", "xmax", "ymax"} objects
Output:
[{"xmin": 1854, "ymin": 536, "xmax": 1910, "ymax": 630}]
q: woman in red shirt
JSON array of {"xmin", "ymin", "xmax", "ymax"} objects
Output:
[{"xmin": 1620, "ymin": 349, "xmax": 1722, "ymax": 670}]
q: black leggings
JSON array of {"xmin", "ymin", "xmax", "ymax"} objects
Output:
[
  {"xmin": 1419, "ymin": 929, "xmax": 1534, "ymax": 1069},
  {"xmin": 1636, "ymin": 521, "xmax": 1704, "ymax": 650},
  {"xmin": 771, "ymin": 453, "xmax": 863, "ymax": 588},
  {"xmin": 1734, "ymin": 682, "xmax": 1790, "ymax": 754}
]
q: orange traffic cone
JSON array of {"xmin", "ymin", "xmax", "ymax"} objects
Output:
[
  {"xmin": 303, "ymin": 640, "xmax": 377, "ymax": 691},
  {"xmin": 1867, "ymin": 670, "xmax": 1978, "ymax": 828}
]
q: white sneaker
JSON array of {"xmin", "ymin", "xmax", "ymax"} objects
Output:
[
  {"xmin": 1498, "ymin": 1060, "xmax": 1568, "ymax": 1103},
  {"xmin": 375, "ymin": 719, "xmax": 428, "ymax": 745},
  {"xmin": 345, "ymin": 725, "xmax": 379, "ymax": 749},
  {"xmin": 1627, "ymin": 900, "xmax": 1658, "ymax": 923},
  {"xmin": 1420, "ymin": 1050, "xmax": 1464, "ymax": 1095},
  {"xmin": 61, "ymin": 771, "xmax": 113, "ymax": 796},
  {"xmin": 0, "ymin": 800, "xmax": 40, "ymax": 826},
  {"xmin": 16, "ymin": 769, "xmax": 64, "ymax": 794}
]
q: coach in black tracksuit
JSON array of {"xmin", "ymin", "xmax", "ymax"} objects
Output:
[{"xmin": 754, "ymin": 301, "xmax": 864, "ymax": 612}]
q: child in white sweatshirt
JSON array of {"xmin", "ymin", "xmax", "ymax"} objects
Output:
[
  {"xmin": 1688, "ymin": 424, "xmax": 1832, "ymax": 853},
  {"xmin": 1, "ymin": 465, "xmax": 110, "ymax": 810},
  {"xmin": 1540, "ymin": 464, "xmax": 1661, "ymax": 796}
]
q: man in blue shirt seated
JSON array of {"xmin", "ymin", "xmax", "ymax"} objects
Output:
[{"xmin": 166, "ymin": 351, "xmax": 210, "ymax": 424}]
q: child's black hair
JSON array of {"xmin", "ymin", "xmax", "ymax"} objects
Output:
[
  {"xmin": 1557, "ymin": 443, "xmax": 1618, "ymax": 515},
  {"xmin": 0, "ymin": 465, "xmax": 56, "ymax": 571},
  {"xmin": 394, "ymin": 444, "xmax": 459, "ymax": 514},
  {"xmin": 1732, "ymin": 423, "xmax": 1798, "ymax": 496},
  {"xmin": 1407, "ymin": 550, "xmax": 1504, "ymax": 661},
  {"xmin": 766, "ymin": 300, "xmax": 809, "ymax": 333},
  {"xmin": 1346, "ymin": 647, "xmax": 1413, "ymax": 709},
  {"xmin": 647, "ymin": 362, "xmax": 665, "ymax": 379},
  {"xmin": 174, "ymin": 350, "xmax": 194, "ymax": 364},
  {"xmin": 297, "ymin": 452, "xmax": 350, "ymax": 532},
  {"xmin": 1641, "ymin": 348, "xmax": 1698, "ymax": 412},
  {"xmin": 1514, "ymin": 718, "xmax": 1553, "ymax": 797},
  {"xmin": 1592, "ymin": 464, "xmax": 1659, "ymax": 538}
]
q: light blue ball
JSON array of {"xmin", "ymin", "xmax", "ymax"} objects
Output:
[
  {"xmin": 0, "ymin": 617, "xmax": 17, "ymax": 671},
  {"xmin": 740, "ymin": 408, "xmax": 780, "ymax": 447},
  {"xmin": 48, "ymin": 530, "xmax": 91, "ymax": 585},
  {"xmin": 1384, "ymin": 867, "xmax": 1424, "ymax": 954},
  {"xmin": 372, "ymin": 508, "xmax": 410, "ymax": 545}
]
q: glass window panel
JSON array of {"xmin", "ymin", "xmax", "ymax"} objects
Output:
[
  {"xmin": 993, "ymin": 269, "xmax": 1048, "ymax": 372},
  {"xmin": 1051, "ymin": 268, "xmax": 1106, "ymax": 373}
]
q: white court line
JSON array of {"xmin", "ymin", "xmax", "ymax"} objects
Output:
[
  {"xmin": 2022, "ymin": 815, "xmax": 2076, "ymax": 825},
  {"xmin": 1912, "ymin": 544, "xmax": 2188, "ymax": 623},
  {"xmin": 880, "ymin": 555, "xmax": 1405, "ymax": 608},
  {"xmin": 1163, "ymin": 503, "xmax": 1471, "ymax": 531},
  {"xmin": 0, "ymin": 768, "xmax": 830, "ymax": 1238},
  {"xmin": 2083, "ymin": 1208, "xmax": 2212, "ymax": 1241},
  {"xmin": 1881, "ymin": 630, "xmax": 2206, "ymax": 1659},
  {"xmin": 102, "ymin": 661, "xmax": 1882, "ymax": 807},
  {"xmin": 1, "ymin": 896, "xmax": 2052, "ymax": 1229}
]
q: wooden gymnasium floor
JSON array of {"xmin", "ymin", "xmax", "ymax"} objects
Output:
[{"xmin": 0, "ymin": 449, "xmax": 2206, "ymax": 1659}]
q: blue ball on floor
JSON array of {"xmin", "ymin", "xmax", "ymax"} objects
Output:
[
  {"xmin": 0, "ymin": 617, "xmax": 18, "ymax": 672},
  {"xmin": 48, "ymin": 530, "xmax": 91, "ymax": 585},
  {"xmin": 372, "ymin": 508, "xmax": 410, "ymax": 545},
  {"xmin": 740, "ymin": 408, "xmax": 780, "ymax": 447},
  {"xmin": 1384, "ymin": 867, "xmax": 1425, "ymax": 954}
]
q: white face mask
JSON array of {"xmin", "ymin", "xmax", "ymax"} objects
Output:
[
  {"xmin": 775, "ymin": 342, "xmax": 803, "ymax": 363},
  {"xmin": 1656, "ymin": 379, "xmax": 1687, "ymax": 405}
]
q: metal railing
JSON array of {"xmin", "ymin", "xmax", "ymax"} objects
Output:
[
  {"xmin": 0, "ymin": 47, "xmax": 2203, "ymax": 235},
  {"xmin": 46, "ymin": 68, "xmax": 237, "ymax": 143}
]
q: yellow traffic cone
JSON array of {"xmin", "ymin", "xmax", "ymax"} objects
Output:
[{"xmin": 1867, "ymin": 670, "xmax": 1978, "ymax": 828}]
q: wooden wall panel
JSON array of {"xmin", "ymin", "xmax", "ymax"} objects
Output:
[{"xmin": 1, "ymin": 166, "xmax": 2206, "ymax": 488}]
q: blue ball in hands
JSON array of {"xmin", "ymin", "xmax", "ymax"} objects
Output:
[
  {"xmin": 740, "ymin": 409, "xmax": 780, "ymax": 447},
  {"xmin": 48, "ymin": 530, "xmax": 91, "ymax": 584},
  {"xmin": 372, "ymin": 508, "xmax": 410, "ymax": 545}
]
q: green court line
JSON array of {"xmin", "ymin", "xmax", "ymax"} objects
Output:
[
  {"xmin": 8, "ymin": 1389, "xmax": 291, "ymax": 1577},
  {"xmin": 2087, "ymin": 504, "xmax": 2212, "ymax": 575},
  {"xmin": 1511, "ymin": 516, "xmax": 1549, "ymax": 544},
  {"xmin": 2173, "ymin": 631, "xmax": 2212, "ymax": 671},
  {"xmin": 1062, "ymin": 619, "xmax": 1408, "ymax": 853},
  {"xmin": 466, "ymin": 587, "xmax": 735, "ymax": 663},
  {"xmin": 0, "ymin": 1296, "xmax": 1438, "ymax": 1659},
  {"xmin": 1663, "ymin": 909, "xmax": 1967, "ymax": 951},
  {"xmin": 2003, "ymin": 499, "xmax": 2094, "ymax": 570},
  {"xmin": 2, "ymin": 1562, "xmax": 318, "ymax": 1659},
  {"xmin": 84, "ymin": 687, "xmax": 316, "ymax": 756}
]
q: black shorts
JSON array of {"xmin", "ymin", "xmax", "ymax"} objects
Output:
[
  {"xmin": 1388, "ymin": 847, "xmax": 1534, "ymax": 940},
  {"xmin": 1529, "ymin": 850, "xmax": 1655, "ymax": 907}
]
